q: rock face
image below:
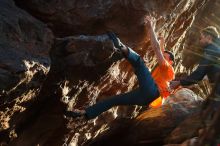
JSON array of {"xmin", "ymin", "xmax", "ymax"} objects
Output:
[
  {"xmin": 84, "ymin": 88, "xmax": 203, "ymax": 146},
  {"xmin": 164, "ymin": 88, "xmax": 203, "ymax": 104},
  {"xmin": 178, "ymin": 0, "xmax": 220, "ymax": 98},
  {"xmin": 165, "ymin": 114, "xmax": 204, "ymax": 144},
  {"xmin": 182, "ymin": 0, "xmax": 220, "ymax": 69},
  {"xmin": 163, "ymin": 89, "xmax": 205, "ymax": 144},
  {"xmin": 0, "ymin": 0, "xmax": 53, "ymax": 144},
  {"xmin": 54, "ymin": 35, "xmax": 115, "ymax": 68},
  {"xmin": 14, "ymin": 0, "xmax": 200, "ymax": 49},
  {"xmin": 0, "ymin": 0, "xmax": 53, "ymax": 93},
  {"xmin": 0, "ymin": 0, "xmax": 214, "ymax": 146}
]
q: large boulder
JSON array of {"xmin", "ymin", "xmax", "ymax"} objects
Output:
[
  {"xmin": 0, "ymin": 0, "xmax": 53, "ymax": 97},
  {"xmin": 0, "ymin": 0, "xmax": 53, "ymax": 142},
  {"xmin": 14, "ymin": 0, "xmax": 200, "ymax": 48},
  {"xmin": 54, "ymin": 34, "xmax": 115, "ymax": 68},
  {"xmin": 84, "ymin": 88, "xmax": 204, "ymax": 146},
  {"xmin": 164, "ymin": 114, "xmax": 204, "ymax": 144}
]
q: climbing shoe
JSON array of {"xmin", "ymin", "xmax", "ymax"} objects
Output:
[{"xmin": 107, "ymin": 32, "xmax": 125, "ymax": 52}]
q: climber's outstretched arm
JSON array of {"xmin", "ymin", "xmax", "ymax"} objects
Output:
[{"xmin": 144, "ymin": 16, "xmax": 166, "ymax": 66}]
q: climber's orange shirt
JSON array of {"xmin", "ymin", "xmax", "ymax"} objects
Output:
[{"xmin": 151, "ymin": 61, "xmax": 175, "ymax": 98}]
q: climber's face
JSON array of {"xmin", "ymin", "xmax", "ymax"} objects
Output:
[
  {"xmin": 199, "ymin": 33, "xmax": 212, "ymax": 47},
  {"xmin": 164, "ymin": 52, "xmax": 170, "ymax": 61}
]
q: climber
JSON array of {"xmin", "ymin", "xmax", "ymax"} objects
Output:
[
  {"xmin": 170, "ymin": 26, "xmax": 220, "ymax": 110},
  {"xmin": 64, "ymin": 16, "xmax": 175, "ymax": 119}
]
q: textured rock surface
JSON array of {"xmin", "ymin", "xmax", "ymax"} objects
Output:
[
  {"xmin": 0, "ymin": 0, "xmax": 54, "ymax": 144},
  {"xmin": 14, "ymin": 0, "xmax": 202, "ymax": 49},
  {"xmin": 84, "ymin": 88, "xmax": 203, "ymax": 146},
  {"xmin": 0, "ymin": 0, "xmax": 215, "ymax": 146},
  {"xmin": 175, "ymin": 0, "xmax": 220, "ymax": 99},
  {"xmin": 182, "ymin": 0, "xmax": 220, "ymax": 69},
  {"xmin": 14, "ymin": 0, "xmax": 178, "ymax": 41},
  {"xmin": 165, "ymin": 114, "xmax": 203, "ymax": 144},
  {"xmin": 54, "ymin": 34, "xmax": 115, "ymax": 67},
  {"xmin": 0, "ymin": 0, "xmax": 53, "ymax": 93}
]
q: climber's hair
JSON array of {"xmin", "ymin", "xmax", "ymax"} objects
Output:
[
  {"xmin": 164, "ymin": 50, "xmax": 175, "ymax": 63},
  {"xmin": 201, "ymin": 26, "xmax": 219, "ymax": 40}
]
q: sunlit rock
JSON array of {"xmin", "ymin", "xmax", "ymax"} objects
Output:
[
  {"xmin": 0, "ymin": 0, "xmax": 53, "ymax": 142},
  {"xmin": 0, "ymin": 0, "xmax": 213, "ymax": 145},
  {"xmin": 85, "ymin": 88, "xmax": 203, "ymax": 146}
]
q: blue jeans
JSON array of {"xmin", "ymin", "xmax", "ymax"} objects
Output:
[{"xmin": 85, "ymin": 48, "xmax": 159, "ymax": 119}]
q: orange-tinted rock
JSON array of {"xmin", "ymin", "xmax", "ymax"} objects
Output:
[
  {"xmin": 165, "ymin": 114, "xmax": 203, "ymax": 144},
  {"xmin": 84, "ymin": 88, "xmax": 203, "ymax": 146},
  {"xmin": 0, "ymin": 0, "xmax": 213, "ymax": 146}
]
